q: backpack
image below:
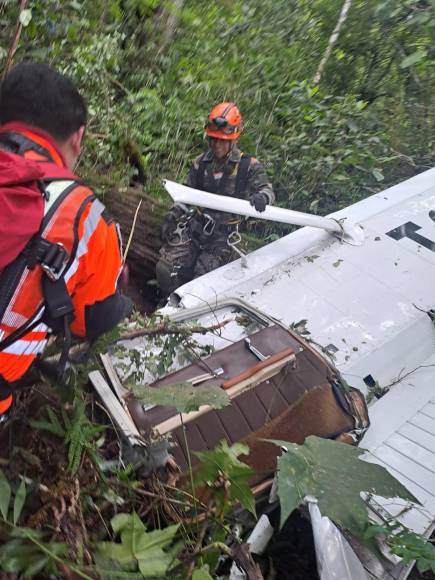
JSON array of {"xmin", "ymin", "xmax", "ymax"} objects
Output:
[{"xmin": 0, "ymin": 149, "xmax": 80, "ymax": 379}]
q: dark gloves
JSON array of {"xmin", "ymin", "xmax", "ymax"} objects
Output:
[
  {"xmin": 249, "ymin": 192, "xmax": 268, "ymax": 213},
  {"xmin": 161, "ymin": 212, "xmax": 177, "ymax": 241}
]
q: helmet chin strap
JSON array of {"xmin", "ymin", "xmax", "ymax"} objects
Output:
[{"xmin": 221, "ymin": 140, "xmax": 234, "ymax": 161}]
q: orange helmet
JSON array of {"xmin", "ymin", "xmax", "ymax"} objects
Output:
[{"xmin": 205, "ymin": 102, "xmax": 243, "ymax": 140}]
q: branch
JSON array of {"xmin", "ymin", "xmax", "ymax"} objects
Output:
[
  {"xmin": 313, "ymin": 0, "xmax": 353, "ymax": 85},
  {"xmin": 118, "ymin": 319, "xmax": 230, "ymax": 341},
  {"xmin": 2, "ymin": 0, "xmax": 28, "ymax": 79},
  {"xmin": 386, "ymin": 364, "xmax": 435, "ymax": 389}
]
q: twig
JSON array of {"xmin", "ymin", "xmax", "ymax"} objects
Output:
[
  {"xmin": 132, "ymin": 487, "xmax": 197, "ymax": 509},
  {"xmin": 162, "ymin": 483, "xmax": 209, "ymax": 511},
  {"xmin": 3, "ymin": 0, "xmax": 28, "ymax": 78},
  {"xmin": 386, "ymin": 364, "xmax": 435, "ymax": 389},
  {"xmin": 185, "ymin": 494, "xmax": 212, "ymax": 579},
  {"xmin": 123, "ymin": 199, "xmax": 142, "ymax": 261}
]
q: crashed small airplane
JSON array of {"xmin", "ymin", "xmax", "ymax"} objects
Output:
[{"xmin": 91, "ymin": 167, "xmax": 435, "ymax": 579}]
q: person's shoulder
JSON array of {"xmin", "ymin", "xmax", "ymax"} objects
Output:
[
  {"xmin": 246, "ymin": 155, "xmax": 263, "ymax": 168},
  {"xmin": 71, "ymin": 182, "xmax": 113, "ymax": 222}
]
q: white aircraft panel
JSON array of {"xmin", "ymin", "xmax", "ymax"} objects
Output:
[
  {"xmin": 423, "ymin": 402, "xmax": 435, "ymax": 420},
  {"xmin": 360, "ymin": 357, "xmax": 435, "ymax": 535},
  {"xmin": 411, "ymin": 413, "xmax": 435, "ymax": 434},
  {"xmin": 369, "ymin": 445, "xmax": 435, "ymax": 497},
  {"xmin": 386, "ymin": 433, "xmax": 435, "ymax": 472},
  {"xmin": 399, "ymin": 422, "xmax": 435, "ymax": 454}
]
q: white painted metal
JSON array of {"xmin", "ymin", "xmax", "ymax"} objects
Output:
[
  {"xmin": 306, "ymin": 496, "xmax": 368, "ymax": 580},
  {"xmin": 161, "ymin": 167, "xmax": 435, "ymax": 541},
  {"xmin": 89, "ymin": 370, "xmax": 145, "ymax": 447},
  {"xmin": 163, "ymin": 179, "xmax": 365, "ymax": 244}
]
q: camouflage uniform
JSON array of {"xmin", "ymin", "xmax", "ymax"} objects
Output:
[{"xmin": 157, "ymin": 145, "xmax": 274, "ymax": 294}]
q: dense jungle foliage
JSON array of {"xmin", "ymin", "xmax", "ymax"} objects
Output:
[
  {"xmin": 1, "ymin": 1, "xmax": 435, "ymax": 578},
  {"xmin": 1, "ymin": 0, "xmax": 434, "ymax": 219}
]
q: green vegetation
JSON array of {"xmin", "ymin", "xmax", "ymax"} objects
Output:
[
  {"xmin": 1, "ymin": 1, "xmax": 434, "ymax": 577},
  {"xmin": 273, "ymin": 436, "xmax": 418, "ymax": 538},
  {"xmin": 1, "ymin": 0, "xmax": 433, "ymax": 221}
]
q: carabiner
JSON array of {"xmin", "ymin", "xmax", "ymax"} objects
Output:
[{"xmin": 202, "ymin": 213, "xmax": 216, "ymax": 236}]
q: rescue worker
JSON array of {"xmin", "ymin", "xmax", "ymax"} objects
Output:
[
  {"xmin": 157, "ymin": 102, "xmax": 274, "ymax": 295},
  {"xmin": 0, "ymin": 62, "xmax": 132, "ymax": 423}
]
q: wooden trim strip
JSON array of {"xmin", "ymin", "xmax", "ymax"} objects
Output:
[
  {"xmin": 155, "ymin": 352, "xmax": 296, "ymax": 435},
  {"xmin": 222, "ymin": 347, "xmax": 295, "ymax": 390}
]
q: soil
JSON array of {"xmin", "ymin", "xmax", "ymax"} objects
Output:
[
  {"xmin": 265, "ymin": 509, "xmax": 320, "ymax": 580},
  {"xmin": 125, "ymin": 264, "xmax": 161, "ymax": 314}
]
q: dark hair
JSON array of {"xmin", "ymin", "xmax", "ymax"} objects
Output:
[{"xmin": 0, "ymin": 62, "xmax": 87, "ymax": 142}]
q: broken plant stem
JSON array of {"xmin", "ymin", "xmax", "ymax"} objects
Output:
[
  {"xmin": 123, "ymin": 199, "xmax": 142, "ymax": 261},
  {"xmin": 162, "ymin": 483, "xmax": 209, "ymax": 511},
  {"xmin": 127, "ymin": 485, "xmax": 198, "ymax": 509},
  {"xmin": 185, "ymin": 507, "xmax": 212, "ymax": 579},
  {"xmin": 118, "ymin": 319, "xmax": 230, "ymax": 341},
  {"xmin": 386, "ymin": 363, "xmax": 435, "ymax": 388},
  {"xmin": 180, "ymin": 413, "xmax": 199, "ymax": 534},
  {"xmin": 191, "ymin": 541, "xmax": 232, "ymax": 558}
]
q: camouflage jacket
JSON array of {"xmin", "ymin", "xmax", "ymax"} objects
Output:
[{"xmin": 184, "ymin": 146, "xmax": 274, "ymax": 224}]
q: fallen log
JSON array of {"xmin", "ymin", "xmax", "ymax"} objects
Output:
[{"xmin": 104, "ymin": 187, "xmax": 168, "ymax": 283}]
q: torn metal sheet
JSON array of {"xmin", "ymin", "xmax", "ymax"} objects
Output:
[{"xmin": 306, "ymin": 496, "xmax": 368, "ymax": 580}]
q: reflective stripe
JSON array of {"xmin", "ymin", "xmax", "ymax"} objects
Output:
[
  {"xmin": 44, "ymin": 180, "xmax": 75, "ymax": 215},
  {"xmin": 0, "ymin": 308, "xmax": 46, "ymax": 351},
  {"xmin": 33, "ymin": 321, "xmax": 48, "ymax": 333},
  {"xmin": 65, "ymin": 199, "xmax": 105, "ymax": 282},
  {"xmin": 2, "ymin": 338, "xmax": 47, "ymax": 356}
]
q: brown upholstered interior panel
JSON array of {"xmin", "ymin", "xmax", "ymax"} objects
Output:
[
  {"xmin": 127, "ymin": 324, "xmax": 304, "ymax": 432},
  {"xmin": 124, "ymin": 323, "xmax": 347, "ymax": 476}
]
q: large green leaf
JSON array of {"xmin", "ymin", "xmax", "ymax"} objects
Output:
[
  {"xmin": 192, "ymin": 566, "xmax": 214, "ymax": 580},
  {"xmin": 132, "ymin": 382, "xmax": 230, "ymax": 413},
  {"xmin": 96, "ymin": 512, "xmax": 180, "ymax": 578},
  {"xmin": 195, "ymin": 441, "xmax": 255, "ymax": 516},
  {"xmin": 13, "ymin": 478, "xmax": 26, "ymax": 525},
  {"xmin": 272, "ymin": 436, "xmax": 419, "ymax": 540},
  {"xmin": 97, "ymin": 542, "xmax": 137, "ymax": 568},
  {"xmin": 0, "ymin": 469, "xmax": 11, "ymax": 520}
]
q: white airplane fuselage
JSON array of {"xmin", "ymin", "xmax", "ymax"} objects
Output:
[{"xmin": 162, "ymin": 168, "xmax": 435, "ymax": 539}]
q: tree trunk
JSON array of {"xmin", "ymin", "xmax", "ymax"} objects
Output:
[
  {"xmin": 104, "ymin": 188, "xmax": 168, "ymax": 283},
  {"xmin": 313, "ymin": 0, "xmax": 353, "ymax": 85},
  {"xmin": 159, "ymin": 0, "xmax": 185, "ymax": 51}
]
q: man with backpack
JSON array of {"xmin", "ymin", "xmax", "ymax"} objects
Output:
[
  {"xmin": 0, "ymin": 62, "xmax": 132, "ymax": 422},
  {"xmin": 156, "ymin": 102, "xmax": 274, "ymax": 295}
]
